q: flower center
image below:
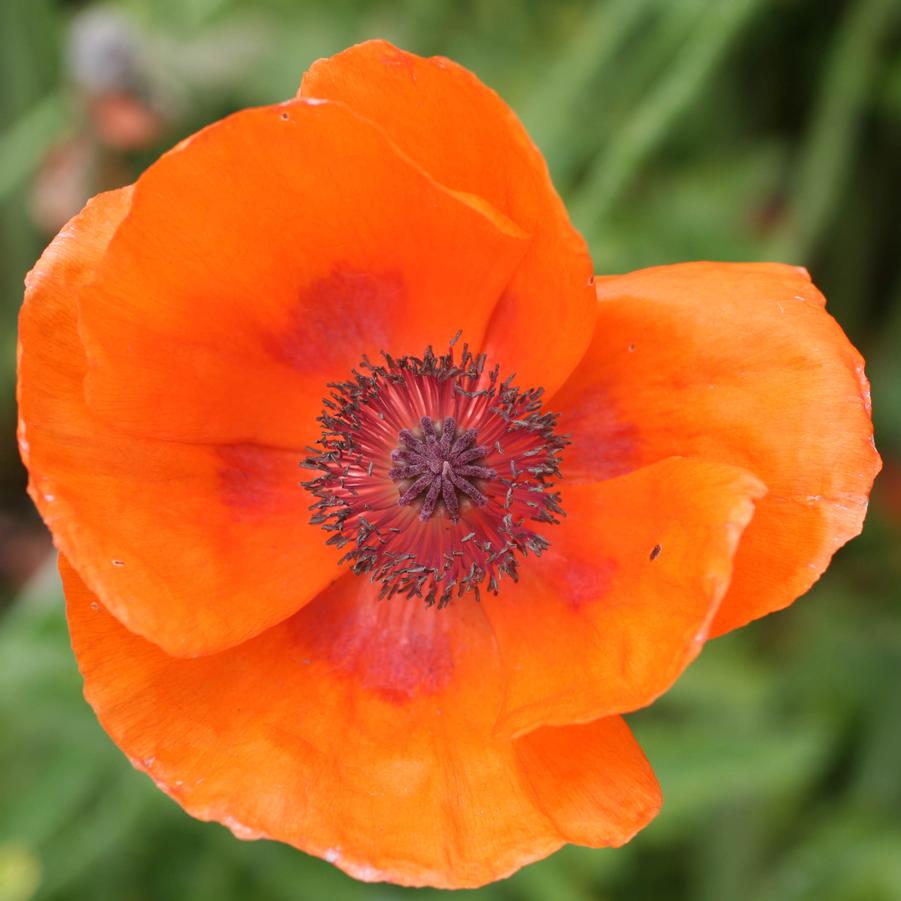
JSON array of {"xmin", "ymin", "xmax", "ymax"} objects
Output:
[
  {"xmin": 390, "ymin": 416, "xmax": 494, "ymax": 521},
  {"xmin": 302, "ymin": 338, "xmax": 566, "ymax": 606}
]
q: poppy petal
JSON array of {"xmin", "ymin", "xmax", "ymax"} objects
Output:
[
  {"xmin": 552, "ymin": 262, "xmax": 880, "ymax": 636},
  {"xmin": 64, "ymin": 556, "xmax": 660, "ymax": 888},
  {"xmin": 79, "ymin": 98, "xmax": 530, "ymax": 447},
  {"xmin": 299, "ymin": 40, "xmax": 596, "ymax": 397},
  {"xmin": 18, "ymin": 190, "xmax": 343, "ymax": 656},
  {"xmin": 483, "ymin": 457, "xmax": 765, "ymax": 738},
  {"xmin": 514, "ymin": 716, "xmax": 661, "ymax": 848}
]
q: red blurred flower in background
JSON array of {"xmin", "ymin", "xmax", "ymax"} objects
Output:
[
  {"xmin": 17, "ymin": 40, "xmax": 879, "ymax": 888},
  {"xmin": 30, "ymin": 8, "xmax": 166, "ymax": 235}
]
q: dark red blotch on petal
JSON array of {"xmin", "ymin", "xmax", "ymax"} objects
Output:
[
  {"xmin": 296, "ymin": 578, "xmax": 454, "ymax": 703},
  {"xmin": 266, "ymin": 267, "xmax": 404, "ymax": 373}
]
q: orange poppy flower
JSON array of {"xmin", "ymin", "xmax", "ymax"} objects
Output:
[{"xmin": 17, "ymin": 40, "xmax": 879, "ymax": 888}]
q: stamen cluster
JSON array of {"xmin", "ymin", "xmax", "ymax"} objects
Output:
[{"xmin": 302, "ymin": 339, "xmax": 567, "ymax": 606}]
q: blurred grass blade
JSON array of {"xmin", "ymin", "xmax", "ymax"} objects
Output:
[
  {"xmin": 521, "ymin": 0, "xmax": 654, "ymax": 182},
  {"xmin": 766, "ymin": 0, "xmax": 900, "ymax": 261},
  {"xmin": 570, "ymin": 0, "xmax": 761, "ymax": 231},
  {"xmin": 0, "ymin": 93, "xmax": 65, "ymax": 203}
]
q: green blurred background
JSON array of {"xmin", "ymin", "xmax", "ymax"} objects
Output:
[{"xmin": 2, "ymin": 1, "xmax": 900, "ymax": 899}]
